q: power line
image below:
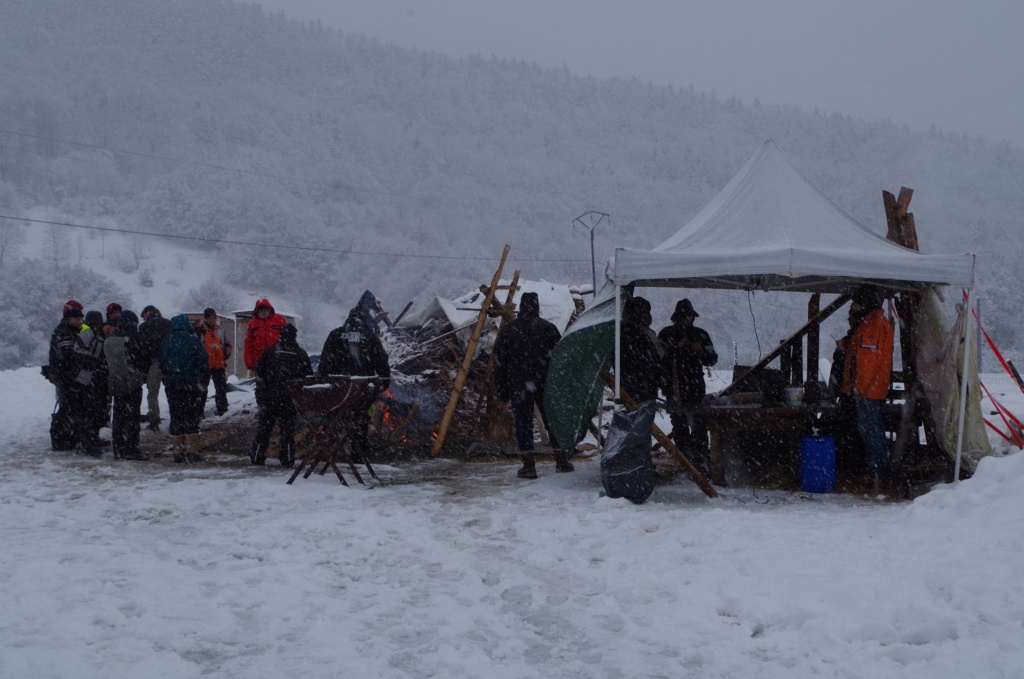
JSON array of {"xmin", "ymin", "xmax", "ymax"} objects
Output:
[
  {"xmin": 0, "ymin": 128, "xmax": 326, "ymax": 187},
  {"xmin": 0, "ymin": 214, "xmax": 592, "ymax": 263}
]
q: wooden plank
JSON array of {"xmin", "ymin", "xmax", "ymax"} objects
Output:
[
  {"xmin": 392, "ymin": 301, "xmax": 414, "ymax": 327},
  {"xmin": 882, "ymin": 190, "xmax": 902, "ymax": 243},
  {"xmin": 806, "ymin": 293, "xmax": 820, "ymax": 384},
  {"xmin": 476, "ymin": 270, "xmax": 520, "ymax": 426},
  {"xmin": 431, "ymin": 244, "xmax": 511, "ymax": 456},
  {"xmin": 896, "ymin": 186, "xmax": 914, "ymax": 213},
  {"xmin": 903, "ymin": 212, "xmax": 920, "ymax": 251},
  {"xmin": 718, "ymin": 294, "xmax": 850, "ymax": 399}
]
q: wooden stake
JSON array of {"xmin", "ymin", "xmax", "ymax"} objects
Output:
[
  {"xmin": 806, "ymin": 293, "xmax": 820, "ymax": 384},
  {"xmin": 475, "ymin": 270, "xmax": 520, "ymax": 425},
  {"xmin": 431, "ymin": 244, "xmax": 511, "ymax": 457}
]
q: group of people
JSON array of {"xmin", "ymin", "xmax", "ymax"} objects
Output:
[
  {"xmin": 46, "ymin": 301, "xmax": 233, "ymax": 463},
  {"xmin": 244, "ymin": 297, "xmax": 392, "ymax": 468},
  {"xmin": 44, "ymin": 296, "xmax": 392, "ymax": 470},
  {"xmin": 495, "ymin": 285, "xmax": 895, "ymax": 484},
  {"xmin": 46, "ymin": 285, "xmax": 893, "ymax": 482}
]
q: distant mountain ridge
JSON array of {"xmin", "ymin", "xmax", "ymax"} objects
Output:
[{"xmin": 1, "ymin": 0, "xmax": 1021, "ymax": 370}]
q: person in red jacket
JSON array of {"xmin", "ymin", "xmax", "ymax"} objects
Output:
[
  {"xmin": 841, "ymin": 285, "xmax": 895, "ymax": 482},
  {"xmin": 243, "ymin": 299, "xmax": 287, "ymax": 374}
]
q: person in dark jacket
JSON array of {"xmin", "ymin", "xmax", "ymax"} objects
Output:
[
  {"xmin": 620, "ymin": 297, "xmax": 666, "ymax": 403},
  {"xmin": 318, "ymin": 305, "xmax": 391, "ymax": 463},
  {"xmin": 658, "ymin": 298, "xmax": 718, "ymax": 477},
  {"xmin": 105, "ymin": 310, "xmax": 148, "ymax": 460},
  {"xmin": 493, "ymin": 292, "xmax": 571, "ymax": 478},
  {"xmin": 138, "ymin": 306, "xmax": 172, "ymax": 431},
  {"xmin": 251, "ymin": 324, "xmax": 313, "ymax": 468},
  {"xmin": 157, "ymin": 314, "xmax": 209, "ymax": 463},
  {"xmin": 76, "ymin": 310, "xmax": 110, "ymax": 449},
  {"xmin": 46, "ymin": 304, "xmax": 86, "ymax": 452}
]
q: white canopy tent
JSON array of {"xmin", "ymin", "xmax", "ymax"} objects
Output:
[
  {"xmin": 611, "ymin": 140, "xmax": 975, "ymax": 293},
  {"xmin": 607, "ymin": 140, "xmax": 978, "ymax": 479}
]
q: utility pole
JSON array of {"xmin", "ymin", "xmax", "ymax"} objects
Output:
[{"xmin": 572, "ymin": 211, "xmax": 608, "ymax": 295}]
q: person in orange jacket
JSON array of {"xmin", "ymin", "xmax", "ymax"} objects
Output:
[
  {"xmin": 194, "ymin": 308, "xmax": 232, "ymax": 416},
  {"xmin": 243, "ymin": 299, "xmax": 286, "ymax": 374},
  {"xmin": 841, "ymin": 285, "xmax": 895, "ymax": 481}
]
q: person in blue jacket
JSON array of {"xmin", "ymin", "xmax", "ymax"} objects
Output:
[{"xmin": 157, "ymin": 314, "xmax": 209, "ymax": 463}]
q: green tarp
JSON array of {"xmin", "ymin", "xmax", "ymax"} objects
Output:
[{"xmin": 544, "ymin": 284, "xmax": 630, "ymax": 450}]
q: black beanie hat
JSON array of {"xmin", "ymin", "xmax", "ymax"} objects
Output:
[
  {"xmin": 851, "ymin": 285, "xmax": 882, "ymax": 310},
  {"xmin": 519, "ymin": 292, "xmax": 540, "ymax": 313}
]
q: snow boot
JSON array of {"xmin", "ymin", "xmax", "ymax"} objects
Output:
[
  {"xmin": 183, "ymin": 433, "xmax": 204, "ymax": 463},
  {"xmin": 279, "ymin": 441, "xmax": 295, "ymax": 469},
  {"xmin": 553, "ymin": 449, "xmax": 575, "ymax": 473},
  {"xmin": 171, "ymin": 435, "xmax": 187, "ymax": 463},
  {"xmin": 250, "ymin": 442, "xmax": 267, "ymax": 466},
  {"xmin": 516, "ymin": 453, "xmax": 538, "ymax": 479}
]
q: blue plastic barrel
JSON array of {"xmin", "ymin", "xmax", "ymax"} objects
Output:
[{"xmin": 801, "ymin": 434, "xmax": 836, "ymax": 493}]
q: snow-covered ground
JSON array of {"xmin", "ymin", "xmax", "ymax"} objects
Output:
[{"xmin": 1, "ymin": 366, "xmax": 1022, "ymax": 678}]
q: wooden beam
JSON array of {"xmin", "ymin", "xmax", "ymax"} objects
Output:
[
  {"xmin": 431, "ymin": 245, "xmax": 511, "ymax": 457},
  {"xmin": 806, "ymin": 293, "xmax": 821, "ymax": 384},
  {"xmin": 718, "ymin": 294, "xmax": 850, "ymax": 399},
  {"xmin": 896, "ymin": 186, "xmax": 914, "ymax": 214},
  {"xmin": 903, "ymin": 212, "xmax": 920, "ymax": 252},
  {"xmin": 883, "ymin": 190, "xmax": 902, "ymax": 243},
  {"xmin": 476, "ymin": 270, "xmax": 520, "ymax": 427}
]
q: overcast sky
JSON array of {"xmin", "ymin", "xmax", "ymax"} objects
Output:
[{"xmin": 252, "ymin": 0, "xmax": 1024, "ymax": 149}]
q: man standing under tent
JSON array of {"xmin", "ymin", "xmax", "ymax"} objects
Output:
[
  {"xmin": 494, "ymin": 292, "xmax": 573, "ymax": 479},
  {"xmin": 658, "ymin": 298, "xmax": 718, "ymax": 478},
  {"xmin": 619, "ymin": 297, "xmax": 666, "ymax": 403},
  {"xmin": 841, "ymin": 285, "xmax": 895, "ymax": 483},
  {"xmin": 317, "ymin": 304, "xmax": 391, "ymax": 465}
]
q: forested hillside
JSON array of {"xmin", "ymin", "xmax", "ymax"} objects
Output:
[{"xmin": 1, "ymin": 0, "xmax": 1021, "ymax": 369}]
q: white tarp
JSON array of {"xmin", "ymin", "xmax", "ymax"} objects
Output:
[
  {"xmin": 610, "ymin": 140, "xmax": 975, "ymax": 293},
  {"xmin": 397, "ymin": 279, "xmax": 578, "ymax": 358},
  {"xmin": 915, "ymin": 289, "xmax": 992, "ymax": 469}
]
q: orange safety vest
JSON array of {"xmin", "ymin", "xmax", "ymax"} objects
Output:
[
  {"xmin": 841, "ymin": 308, "xmax": 894, "ymax": 400},
  {"xmin": 203, "ymin": 324, "xmax": 227, "ymax": 369}
]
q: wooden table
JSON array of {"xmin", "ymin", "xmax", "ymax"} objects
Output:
[{"xmin": 677, "ymin": 402, "xmax": 840, "ymax": 487}]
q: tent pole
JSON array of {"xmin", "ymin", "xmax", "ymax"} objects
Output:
[
  {"xmin": 953, "ymin": 287, "xmax": 973, "ymax": 483},
  {"xmin": 614, "ymin": 284, "xmax": 622, "ymax": 411}
]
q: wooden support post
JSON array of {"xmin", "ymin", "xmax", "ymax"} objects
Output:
[
  {"xmin": 779, "ymin": 340, "xmax": 792, "ymax": 386},
  {"xmin": 806, "ymin": 293, "xmax": 820, "ymax": 384},
  {"xmin": 431, "ymin": 245, "xmax": 511, "ymax": 457},
  {"xmin": 476, "ymin": 270, "xmax": 520, "ymax": 432},
  {"xmin": 601, "ymin": 373, "xmax": 718, "ymax": 499},
  {"xmin": 791, "ymin": 336, "xmax": 803, "ymax": 386}
]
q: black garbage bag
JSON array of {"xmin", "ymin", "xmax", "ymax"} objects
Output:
[{"xmin": 601, "ymin": 401, "xmax": 657, "ymax": 504}]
